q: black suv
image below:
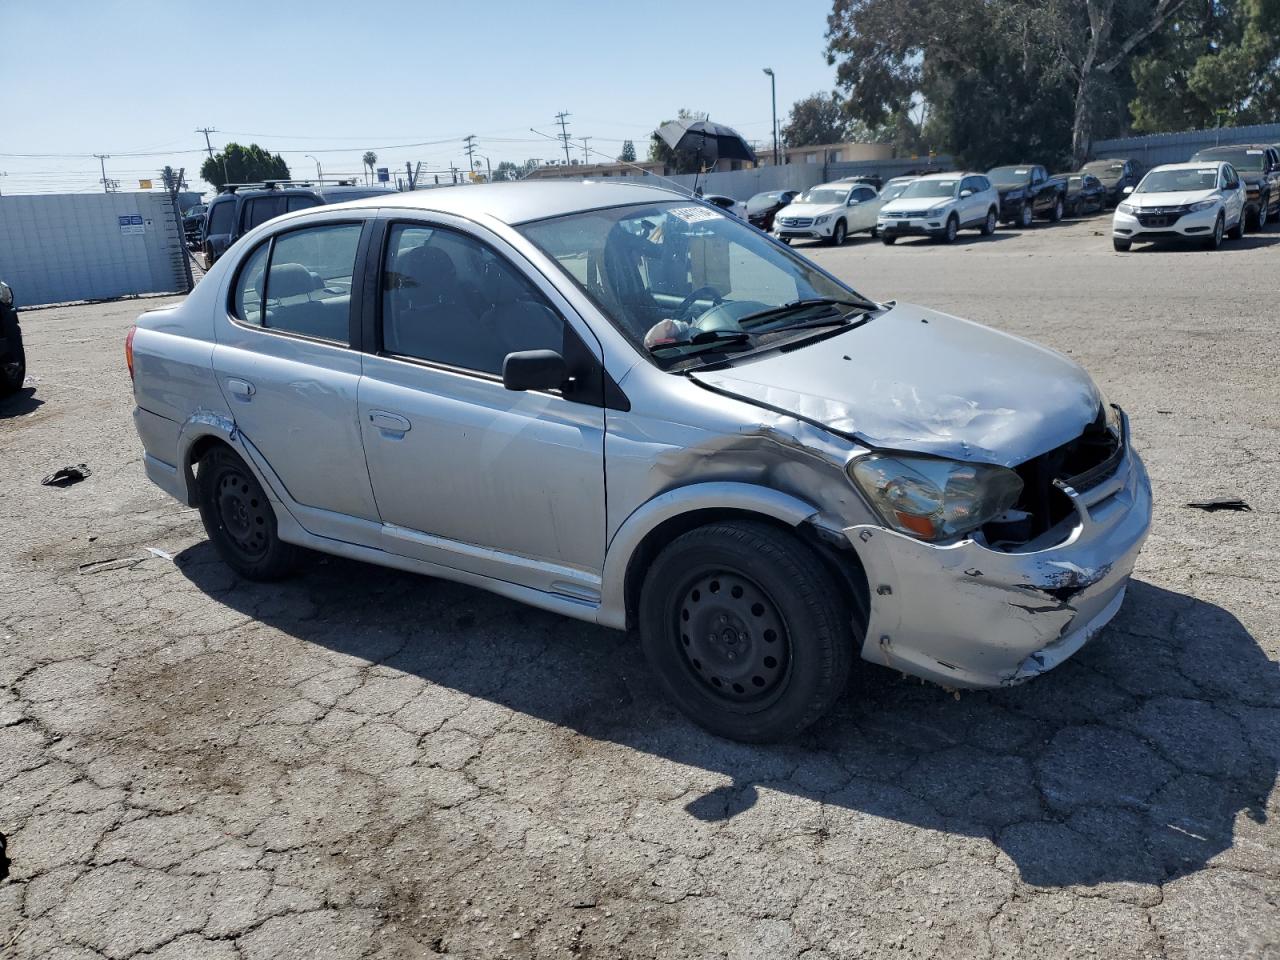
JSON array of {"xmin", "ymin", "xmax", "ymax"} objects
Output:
[
  {"xmin": 202, "ymin": 181, "xmax": 395, "ymax": 266},
  {"xmin": 1189, "ymin": 145, "xmax": 1280, "ymax": 230},
  {"xmin": 1, "ymin": 281, "xmax": 25, "ymax": 397}
]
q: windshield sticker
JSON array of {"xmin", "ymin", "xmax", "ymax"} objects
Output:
[
  {"xmin": 1198, "ymin": 168, "xmax": 1218, "ymax": 175},
  {"xmin": 668, "ymin": 206, "xmax": 722, "ymax": 224},
  {"xmin": 1014, "ymin": 168, "xmax": 1029, "ymax": 174},
  {"xmin": 1246, "ymin": 149, "xmax": 1263, "ymax": 154}
]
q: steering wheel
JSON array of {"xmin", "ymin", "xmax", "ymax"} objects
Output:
[{"xmin": 675, "ymin": 285, "xmax": 724, "ymax": 321}]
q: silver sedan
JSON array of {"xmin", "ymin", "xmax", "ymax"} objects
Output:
[{"xmin": 127, "ymin": 180, "xmax": 1151, "ymax": 741}]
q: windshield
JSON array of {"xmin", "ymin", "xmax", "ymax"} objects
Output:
[
  {"xmin": 1136, "ymin": 168, "xmax": 1219, "ymax": 193},
  {"xmin": 899, "ymin": 179, "xmax": 958, "ymax": 199},
  {"xmin": 1084, "ymin": 161, "xmax": 1125, "ymax": 177},
  {"xmin": 746, "ymin": 191, "xmax": 784, "ymax": 212},
  {"xmin": 1193, "ymin": 149, "xmax": 1265, "ymax": 172},
  {"xmin": 988, "ymin": 166, "xmax": 1031, "ymax": 187},
  {"xmin": 518, "ymin": 201, "xmax": 870, "ymax": 366},
  {"xmin": 880, "ymin": 181, "xmax": 914, "ymax": 202},
  {"xmin": 798, "ymin": 186, "xmax": 850, "ymax": 205}
]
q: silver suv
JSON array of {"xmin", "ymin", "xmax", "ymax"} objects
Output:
[{"xmin": 127, "ymin": 181, "xmax": 1152, "ymax": 741}]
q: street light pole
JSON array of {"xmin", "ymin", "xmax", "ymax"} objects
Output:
[
  {"xmin": 763, "ymin": 68, "xmax": 779, "ymax": 165},
  {"xmin": 305, "ymin": 154, "xmax": 323, "ymax": 182}
]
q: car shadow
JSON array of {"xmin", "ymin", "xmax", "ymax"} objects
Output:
[
  {"xmin": 0, "ymin": 387, "xmax": 42, "ymax": 419},
  {"xmin": 877, "ymin": 232, "xmax": 1018, "ymax": 248},
  {"xmin": 177, "ymin": 543, "xmax": 1277, "ymax": 890},
  {"xmin": 1127, "ymin": 234, "xmax": 1280, "ymax": 253}
]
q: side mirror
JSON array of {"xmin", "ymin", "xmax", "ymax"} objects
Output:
[
  {"xmin": 1122, "ymin": 185, "xmax": 1134, "ymax": 195},
  {"xmin": 959, "ymin": 189, "xmax": 973, "ymax": 198},
  {"xmin": 502, "ymin": 349, "xmax": 568, "ymax": 393},
  {"xmin": 847, "ymin": 198, "xmax": 860, "ymax": 206}
]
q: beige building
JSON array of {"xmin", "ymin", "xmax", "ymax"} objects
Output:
[
  {"xmin": 763, "ymin": 141, "xmax": 894, "ymax": 166},
  {"xmin": 524, "ymin": 159, "xmax": 665, "ymax": 180}
]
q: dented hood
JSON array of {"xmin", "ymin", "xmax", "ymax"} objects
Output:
[{"xmin": 689, "ymin": 304, "xmax": 1102, "ymax": 467}]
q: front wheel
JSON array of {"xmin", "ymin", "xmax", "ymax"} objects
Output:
[
  {"xmin": 881, "ymin": 235, "xmax": 897, "ymax": 245},
  {"xmin": 1204, "ymin": 214, "xmax": 1225, "ymax": 250},
  {"xmin": 1019, "ymin": 203, "xmax": 1034, "ymax": 229},
  {"xmin": 638, "ymin": 521, "xmax": 854, "ymax": 742},
  {"xmin": 980, "ymin": 209, "xmax": 997, "ymax": 235},
  {"xmin": 0, "ymin": 314, "xmax": 24, "ymax": 397},
  {"xmin": 778, "ymin": 237, "xmax": 792, "ymax": 245},
  {"xmin": 1112, "ymin": 237, "xmax": 1132, "ymax": 252},
  {"xmin": 1049, "ymin": 196, "xmax": 1065, "ymax": 222},
  {"xmin": 829, "ymin": 219, "xmax": 847, "ymax": 246},
  {"xmin": 1227, "ymin": 211, "xmax": 1245, "ymax": 241},
  {"xmin": 937, "ymin": 215, "xmax": 958, "ymax": 244},
  {"xmin": 197, "ymin": 446, "xmax": 299, "ymax": 581}
]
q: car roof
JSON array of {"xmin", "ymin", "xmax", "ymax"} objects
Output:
[
  {"xmin": 912, "ymin": 171, "xmax": 967, "ymax": 180},
  {"xmin": 1191, "ymin": 144, "xmax": 1273, "ymax": 153},
  {"xmin": 330, "ymin": 179, "xmax": 688, "ymax": 225},
  {"xmin": 1150, "ymin": 161, "xmax": 1228, "ymax": 171}
]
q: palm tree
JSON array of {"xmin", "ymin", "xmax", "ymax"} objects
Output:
[{"xmin": 362, "ymin": 151, "xmax": 377, "ymax": 185}]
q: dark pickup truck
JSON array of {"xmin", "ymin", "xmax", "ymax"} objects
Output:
[{"xmin": 987, "ymin": 164, "xmax": 1068, "ymax": 227}]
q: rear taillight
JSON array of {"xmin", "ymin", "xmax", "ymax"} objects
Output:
[{"xmin": 125, "ymin": 325, "xmax": 136, "ymax": 381}]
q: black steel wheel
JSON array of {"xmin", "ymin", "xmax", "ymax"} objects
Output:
[
  {"xmin": 638, "ymin": 521, "xmax": 855, "ymax": 742},
  {"xmin": 196, "ymin": 445, "xmax": 298, "ymax": 580}
]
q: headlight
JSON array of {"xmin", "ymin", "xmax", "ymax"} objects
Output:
[
  {"xmin": 814, "ymin": 215, "xmax": 831, "ymax": 225},
  {"xmin": 1116, "ymin": 202, "xmax": 1135, "ymax": 214},
  {"xmin": 849, "ymin": 454, "xmax": 1024, "ymax": 542},
  {"xmin": 1096, "ymin": 390, "xmax": 1122, "ymax": 438},
  {"xmin": 1188, "ymin": 199, "xmax": 1216, "ymax": 212},
  {"xmin": 0, "ymin": 282, "xmax": 12, "ymax": 308}
]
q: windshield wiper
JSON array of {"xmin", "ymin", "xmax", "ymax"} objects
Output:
[
  {"xmin": 647, "ymin": 328, "xmax": 753, "ymax": 357},
  {"xmin": 737, "ymin": 297, "xmax": 869, "ymax": 329}
]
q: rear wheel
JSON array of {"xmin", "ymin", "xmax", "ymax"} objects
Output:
[
  {"xmin": 196, "ymin": 446, "xmax": 299, "ymax": 581},
  {"xmin": 637, "ymin": 521, "xmax": 854, "ymax": 742}
]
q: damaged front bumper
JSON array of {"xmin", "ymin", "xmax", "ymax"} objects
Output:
[{"xmin": 844, "ymin": 437, "xmax": 1152, "ymax": 689}]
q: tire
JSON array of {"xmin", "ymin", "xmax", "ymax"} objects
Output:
[
  {"xmin": 779, "ymin": 237, "xmax": 792, "ymax": 245},
  {"xmin": 1019, "ymin": 203, "xmax": 1034, "ymax": 228},
  {"xmin": 1227, "ymin": 211, "xmax": 1245, "ymax": 241},
  {"xmin": 937, "ymin": 215, "xmax": 958, "ymax": 244},
  {"xmin": 1112, "ymin": 238, "xmax": 1132, "ymax": 252},
  {"xmin": 979, "ymin": 208, "xmax": 997, "ymax": 236},
  {"xmin": 829, "ymin": 219, "xmax": 847, "ymax": 246},
  {"xmin": 637, "ymin": 521, "xmax": 854, "ymax": 743},
  {"xmin": 1255, "ymin": 199, "xmax": 1268, "ymax": 231},
  {"xmin": 0, "ymin": 311, "xmax": 25, "ymax": 397},
  {"xmin": 1204, "ymin": 214, "xmax": 1224, "ymax": 250},
  {"xmin": 870, "ymin": 225, "xmax": 879, "ymax": 238},
  {"xmin": 1049, "ymin": 195, "xmax": 1065, "ymax": 222},
  {"xmin": 881, "ymin": 235, "xmax": 897, "ymax": 245},
  {"xmin": 196, "ymin": 446, "xmax": 299, "ymax": 580}
]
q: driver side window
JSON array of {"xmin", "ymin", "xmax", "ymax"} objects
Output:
[{"xmin": 380, "ymin": 223, "xmax": 567, "ymax": 376}]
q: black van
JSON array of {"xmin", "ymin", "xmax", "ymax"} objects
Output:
[{"xmin": 202, "ymin": 181, "xmax": 395, "ymax": 266}]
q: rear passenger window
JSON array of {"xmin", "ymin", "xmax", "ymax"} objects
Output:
[
  {"xmin": 287, "ymin": 196, "xmax": 322, "ymax": 213},
  {"xmin": 233, "ymin": 242, "xmax": 270, "ymax": 325},
  {"xmin": 381, "ymin": 223, "xmax": 565, "ymax": 376},
  {"xmin": 245, "ymin": 224, "xmax": 362, "ymax": 342}
]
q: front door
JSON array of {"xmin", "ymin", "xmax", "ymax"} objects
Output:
[
  {"xmin": 213, "ymin": 218, "xmax": 380, "ymax": 535},
  {"xmin": 357, "ymin": 220, "xmax": 607, "ymax": 599}
]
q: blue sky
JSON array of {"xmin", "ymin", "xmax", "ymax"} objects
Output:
[{"xmin": 1, "ymin": 0, "xmax": 840, "ymax": 197}]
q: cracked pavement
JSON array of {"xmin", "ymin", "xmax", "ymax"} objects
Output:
[{"xmin": 2, "ymin": 216, "xmax": 1278, "ymax": 959}]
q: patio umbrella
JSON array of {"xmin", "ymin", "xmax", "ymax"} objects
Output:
[{"xmin": 657, "ymin": 119, "xmax": 758, "ymax": 169}]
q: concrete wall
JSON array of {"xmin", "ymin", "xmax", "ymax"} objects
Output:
[
  {"xmin": 1092, "ymin": 123, "xmax": 1280, "ymax": 167},
  {"xmin": 0, "ymin": 192, "xmax": 191, "ymax": 307}
]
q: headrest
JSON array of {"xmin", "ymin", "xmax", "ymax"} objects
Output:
[{"xmin": 269, "ymin": 262, "xmax": 322, "ymax": 299}]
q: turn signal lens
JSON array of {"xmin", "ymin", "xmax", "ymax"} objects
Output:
[
  {"xmin": 125, "ymin": 325, "xmax": 136, "ymax": 381},
  {"xmin": 849, "ymin": 454, "xmax": 1024, "ymax": 542}
]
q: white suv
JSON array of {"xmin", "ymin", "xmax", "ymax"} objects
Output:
[
  {"xmin": 1111, "ymin": 161, "xmax": 1246, "ymax": 251},
  {"xmin": 772, "ymin": 181, "xmax": 883, "ymax": 245},
  {"xmin": 877, "ymin": 172, "xmax": 1000, "ymax": 244}
]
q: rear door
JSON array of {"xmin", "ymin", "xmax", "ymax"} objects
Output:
[
  {"xmin": 848, "ymin": 185, "xmax": 880, "ymax": 230},
  {"xmin": 356, "ymin": 215, "xmax": 608, "ymax": 598},
  {"xmin": 212, "ymin": 214, "xmax": 380, "ymax": 536}
]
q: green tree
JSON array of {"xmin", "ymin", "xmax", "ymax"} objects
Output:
[
  {"xmin": 200, "ymin": 143, "xmax": 290, "ymax": 190},
  {"xmin": 1131, "ymin": 0, "xmax": 1280, "ymax": 132},
  {"xmin": 780, "ymin": 92, "xmax": 849, "ymax": 147},
  {"xmin": 619, "ymin": 139, "xmax": 637, "ymax": 163},
  {"xmin": 649, "ymin": 109, "xmax": 710, "ymax": 173},
  {"xmin": 362, "ymin": 151, "xmax": 378, "ymax": 185},
  {"xmin": 492, "ymin": 161, "xmax": 521, "ymax": 181},
  {"xmin": 825, "ymin": 0, "xmax": 1193, "ymax": 168}
]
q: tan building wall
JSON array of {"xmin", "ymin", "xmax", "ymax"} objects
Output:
[
  {"xmin": 761, "ymin": 141, "xmax": 894, "ymax": 166},
  {"xmin": 525, "ymin": 160, "xmax": 665, "ymax": 180}
]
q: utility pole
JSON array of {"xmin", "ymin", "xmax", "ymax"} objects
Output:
[
  {"xmin": 463, "ymin": 135, "xmax": 476, "ymax": 179},
  {"xmin": 305, "ymin": 154, "xmax": 323, "ymax": 182},
  {"xmin": 580, "ymin": 137, "xmax": 591, "ymax": 164},
  {"xmin": 762, "ymin": 68, "xmax": 779, "ymax": 165},
  {"xmin": 196, "ymin": 126, "xmax": 229, "ymax": 186},
  {"xmin": 555, "ymin": 111, "xmax": 572, "ymax": 165},
  {"xmin": 94, "ymin": 154, "xmax": 112, "ymax": 193}
]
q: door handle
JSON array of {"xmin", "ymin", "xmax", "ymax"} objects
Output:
[
  {"xmin": 369, "ymin": 410, "xmax": 411, "ymax": 434},
  {"xmin": 227, "ymin": 378, "xmax": 255, "ymax": 399}
]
